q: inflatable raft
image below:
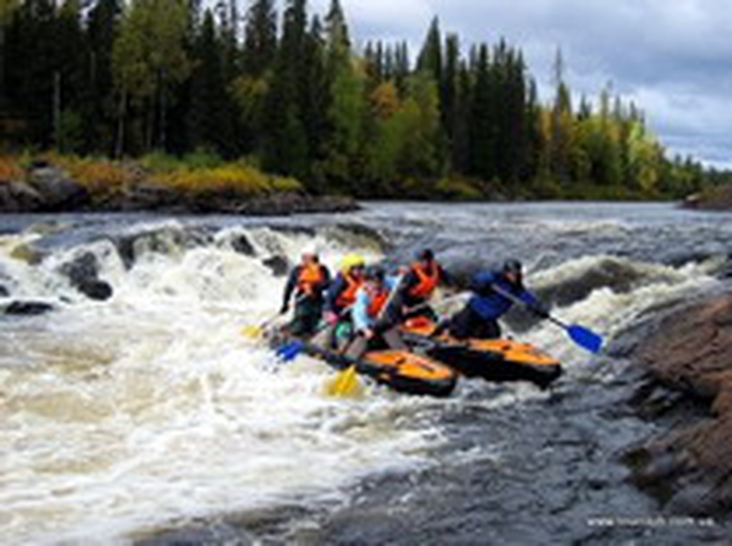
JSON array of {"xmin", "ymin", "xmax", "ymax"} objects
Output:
[
  {"xmin": 269, "ymin": 331, "xmax": 458, "ymax": 397},
  {"xmin": 400, "ymin": 317, "xmax": 562, "ymax": 388}
]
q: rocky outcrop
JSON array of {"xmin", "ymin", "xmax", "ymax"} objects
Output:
[
  {"xmin": 26, "ymin": 165, "xmax": 91, "ymax": 210},
  {"xmin": 0, "ymin": 180, "xmax": 45, "ymax": 212},
  {"xmin": 683, "ymin": 185, "xmax": 732, "ymax": 211},
  {"xmin": 58, "ymin": 252, "xmax": 114, "ymax": 301},
  {"xmin": 626, "ymin": 293, "xmax": 732, "ymax": 516}
]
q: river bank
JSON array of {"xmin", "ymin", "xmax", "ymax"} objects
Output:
[{"xmin": 0, "ymin": 156, "xmax": 358, "ymax": 215}]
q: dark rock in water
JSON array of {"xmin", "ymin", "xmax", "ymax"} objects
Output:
[
  {"xmin": 78, "ymin": 279, "xmax": 113, "ymax": 301},
  {"xmin": 60, "ymin": 252, "xmax": 100, "ymax": 288},
  {"xmin": 58, "ymin": 252, "xmax": 113, "ymax": 300},
  {"xmin": 0, "ymin": 181, "xmax": 45, "ymax": 212},
  {"xmin": 230, "ymin": 234, "xmax": 256, "ymax": 256},
  {"xmin": 27, "ymin": 166, "xmax": 91, "ymax": 211},
  {"xmin": 114, "ymin": 226, "xmax": 214, "ymax": 269},
  {"xmin": 4, "ymin": 301, "xmax": 54, "ymax": 315},
  {"xmin": 0, "ymin": 285, "xmax": 8, "ymax": 297},
  {"xmin": 626, "ymin": 293, "xmax": 732, "ymax": 516},
  {"xmin": 263, "ymin": 255, "xmax": 289, "ymax": 277}
]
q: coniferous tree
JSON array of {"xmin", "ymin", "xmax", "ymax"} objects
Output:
[{"xmin": 262, "ymin": 0, "xmax": 309, "ymax": 178}]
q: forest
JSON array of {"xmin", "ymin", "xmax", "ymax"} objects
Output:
[{"xmin": 0, "ymin": 0, "xmax": 727, "ymax": 200}]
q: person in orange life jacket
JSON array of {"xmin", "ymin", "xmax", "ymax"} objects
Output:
[
  {"xmin": 396, "ymin": 248, "xmax": 452, "ymax": 321},
  {"xmin": 280, "ymin": 248, "xmax": 331, "ymax": 336},
  {"xmin": 310, "ymin": 254, "xmax": 365, "ymax": 349},
  {"xmin": 324, "ymin": 253, "xmax": 366, "ymax": 323},
  {"xmin": 345, "ymin": 265, "xmax": 407, "ymax": 361},
  {"xmin": 435, "ymin": 259, "xmax": 549, "ymax": 340}
]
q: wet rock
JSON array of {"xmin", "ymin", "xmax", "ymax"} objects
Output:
[
  {"xmin": 58, "ymin": 252, "xmax": 113, "ymax": 300},
  {"xmin": 626, "ymin": 293, "xmax": 732, "ymax": 516},
  {"xmin": 60, "ymin": 252, "xmax": 100, "ymax": 287},
  {"xmin": 27, "ymin": 166, "xmax": 91, "ymax": 211},
  {"xmin": 230, "ymin": 234, "xmax": 256, "ymax": 256},
  {"xmin": 0, "ymin": 285, "xmax": 8, "ymax": 297},
  {"xmin": 682, "ymin": 184, "xmax": 732, "ymax": 211},
  {"xmin": 77, "ymin": 279, "xmax": 113, "ymax": 301},
  {"xmin": 263, "ymin": 255, "xmax": 289, "ymax": 277},
  {"xmin": 4, "ymin": 300, "xmax": 54, "ymax": 315},
  {"xmin": 0, "ymin": 181, "xmax": 44, "ymax": 212}
]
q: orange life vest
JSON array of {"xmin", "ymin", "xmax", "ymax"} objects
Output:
[
  {"xmin": 335, "ymin": 272, "xmax": 362, "ymax": 308},
  {"xmin": 408, "ymin": 261, "xmax": 440, "ymax": 299},
  {"xmin": 297, "ymin": 263, "xmax": 324, "ymax": 295},
  {"xmin": 366, "ymin": 285, "xmax": 390, "ymax": 318}
]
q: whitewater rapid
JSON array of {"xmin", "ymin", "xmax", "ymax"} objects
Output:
[{"xmin": 1, "ymin": 203, "xmax": 729, "ymax": 544}]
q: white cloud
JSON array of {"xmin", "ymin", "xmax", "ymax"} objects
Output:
[{"xmin": 291, "ymin": 0, "xmax": 732, "ymax": 167}]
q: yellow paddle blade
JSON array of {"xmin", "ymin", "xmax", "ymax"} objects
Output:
[
  {"xmin": 325, "ymin": 365, "xmax": 362, "ymax": 398},
  {"xmin": 241, "ymin": 325, "xmax": 263, "ymax": 338}
]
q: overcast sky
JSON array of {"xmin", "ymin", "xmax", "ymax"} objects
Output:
[{"xmin": 302, "ymin": 0, "xmax": 732, "ymax": 169}]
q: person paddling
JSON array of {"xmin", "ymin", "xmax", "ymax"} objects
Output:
[
  {"xmin": 310, "ymin": 253, "xmax": 366, "ymax": 349},
  {"xmin": 396, "ymin": 248, "xmax": 452, "ymax": 321},
  {"xmin": 345, "ymin": 265, "xmax": 407, "ymax": 360},
  {"xmin": 435, "ymin": 259, "xmax": 549, "ymax": 340},
  {"xmin": 280, "ymin": 247, "xmax": 331, "ymax": 336}
]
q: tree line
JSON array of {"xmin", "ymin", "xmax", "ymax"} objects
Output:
[{"xmin": 0, "ymin": 0, "xmax": 723, "ymax": 198}]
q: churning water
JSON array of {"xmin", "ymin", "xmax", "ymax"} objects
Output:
[{"xmin": 1, "ymin": 203, "xmax": 730, "ymax": 544}]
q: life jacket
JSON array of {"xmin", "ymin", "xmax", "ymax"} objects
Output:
[
  {"xmin": 366, "ymin": 284, "xmax": 390, "ymax": 318},
  {"xmin": 297, "ymin": 263, "xmax": 324, "ymax": 295},
  {"xmin": 335, "ymin": 272, "xmax": 362, "ymax": 308},
  {"xmin": 408, "ymin": 261, "xmax": 440, "ymax": 299}
]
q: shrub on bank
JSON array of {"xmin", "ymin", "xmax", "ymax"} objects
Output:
[
  {"xmin": 434, "ymin": 177, "xmax": 483, "ymax": 200},
  {"xmin": 150, "ymin": 163, "xmax": 302, "ymax": 195},
  {"xmin": 45, "ymin": 154, "xmax": 136, "ymax": 195},
  {"xmin": 0, "ymin": 156, "xmax": 24, "ymax": 182}
]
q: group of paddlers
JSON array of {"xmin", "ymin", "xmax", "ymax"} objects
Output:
[{"xmin": 279, "ymin": 247, "xmax": 550, "ymax": 361}]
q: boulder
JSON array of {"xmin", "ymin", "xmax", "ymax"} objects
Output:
[
  {"xmin": 263, "ymin": 255, "xmax": 289, "ymax": 277},
  {"xmin": 4, "ymin": 300, "xmax": 55, "ymax": 316},
  {"xmin": 0, "ymin": 181, "xmax": 44, "ymax": 212},
  {"xmin": 77, "ymin": 279, "xmax": 113, "ymax": 301},
  {"xmin": 627, "ymin": 293, "xmax": 732, "ymax": 515},
  {"xmin": 60, "ymin": 252, "xmax": 100, "ymax": 288},
  {"xmin": 230, "ymin": 234, "xmax": 256, "ymax": 256},
  {"xmin": 27, "ymin": 166, "xmax": 91, "ymax": 210},
  {"xmin": 58, "ymin": 252, "xmax": 114, "ymax": 300}
]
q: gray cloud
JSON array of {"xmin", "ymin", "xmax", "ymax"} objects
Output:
[{"xmin": 303, "ymin": 0, "xmax": 730, "ymax": 167}]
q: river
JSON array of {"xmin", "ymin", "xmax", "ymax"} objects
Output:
[{"xmin": 0, "ymin": 202, "xmax": 730, "ymax": 544}]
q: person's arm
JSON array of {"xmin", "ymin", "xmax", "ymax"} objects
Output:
[
  {"xmin": 325, "ymin": 276, "xmax": 344, "ymax": 313},
  {"xmin": 281, "ymin": 267, "xmax": 299, "ymax": 313},
  {"xmin": 317, "ymin": 266, "xmax": 332, "ymax": 293},
  {"xmin": 398, "ymin": 270, "xmax": 418, "ymax": 295},
  {"xmin": 438, "ymin": 264, "xmax": 455, "ymax": 288},
  {"xmin": 518, "ymin": 287, "xmax": 550, "ymax": 318},
  {"xmin": 352, "ymin": 289, "xmax": 371, "ymax": 333}
]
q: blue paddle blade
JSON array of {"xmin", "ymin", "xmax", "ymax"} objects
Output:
[
  {"xmin": 276, "ymin": 341, "xmax": 304, "ymax": 362},
  {"xmin": 567, "ymin": 324, "xmax": 603, "ymax": 354}
]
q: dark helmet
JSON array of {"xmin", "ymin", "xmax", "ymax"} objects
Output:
[
  {"xmin": 503, "ymin": 259, "xmax": 523, "ymax": 275},
  {"xmin": 364, "ymin": 265, "xmax": 386, "ymax": 282},
  {"xmin": 417, "ymin": 248, "xmax": 435, "ymax": 262}
]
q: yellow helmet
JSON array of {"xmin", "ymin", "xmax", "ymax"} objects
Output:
[{"xmin": 340, "ymin": 253, "xmax": 365, "ymax": 272}]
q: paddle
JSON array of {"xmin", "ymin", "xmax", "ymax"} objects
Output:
[
  {"xmin": 490, "ymin": 282, "xmax": 603, "ymax": 354},
  {"xmin": 243, "ymin": 293, "xmax": 307, "ymax": 340},
  {"xmin": 325, "ymin": 274, "xmax": 404, "ymax": 397},
  {"xmin": 242, "ymin": 312, "xmax": 282, "ymax": 339}
]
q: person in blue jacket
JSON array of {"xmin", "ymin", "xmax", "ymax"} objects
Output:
[{"xmin": 437, "ymin": 259, "xmax": 549, "ymax": 340}]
